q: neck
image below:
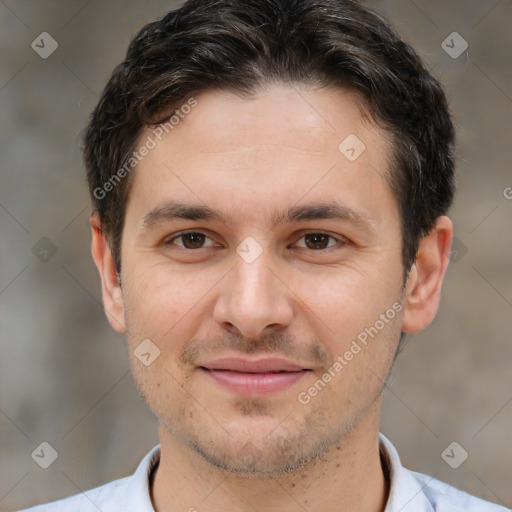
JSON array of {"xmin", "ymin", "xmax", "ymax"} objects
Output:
[{"xmin": 151, "ymin": 408, "xmax": 389, "ymax": 512}]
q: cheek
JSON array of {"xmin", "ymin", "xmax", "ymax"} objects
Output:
[
  {"xmin": 122, "ymin": 263, "xmax": 226, "ymax": 356},
  {"xmin": 125, "ymin": 264, "xmax": 195, "ymax": 321},
  {"xmin": 292, "ymin": 266, "xmax": 399, "ymax": 347}
]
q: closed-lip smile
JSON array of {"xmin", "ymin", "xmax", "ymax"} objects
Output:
[{"xmin": 198, "ymin": 357, "xmax": 312, "ymax": 396}]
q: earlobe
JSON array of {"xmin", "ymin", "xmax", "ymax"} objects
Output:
[
  {"xmin": 401, "ymin": 216, "xmax": 453, "ymax": 334},
  {"xmin": 90, "ymin": 212, "xmax": 127, "ymax": 334}
]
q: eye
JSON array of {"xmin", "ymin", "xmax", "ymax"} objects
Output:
[
  {"xmin": 293, "ymin": 232, "xmax": 345, "ymax": 250},
  {"xmin": 164, "ymin": 231, "xmax": 218, "ymax": 249},
  {"xmin": 163, "ymin": 231, "xmax": 345, "ymax": 252}
]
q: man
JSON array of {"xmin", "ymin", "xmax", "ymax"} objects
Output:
[{"xmin": 19, "ymin": 0, "xmax": 508, "ymax": 511}]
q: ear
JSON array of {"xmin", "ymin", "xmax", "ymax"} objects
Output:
[
  {"xmin": 90, "ymin": 212, "xmax": 127, "ymax": 334},
  {"xmin": 401, "ymin": 216, "xmax": 453, "ymax": 334}
]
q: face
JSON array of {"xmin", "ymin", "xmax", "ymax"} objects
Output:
[{"xmin": 105, "ymin": 84, "xmax": 410, "ymax": 475}]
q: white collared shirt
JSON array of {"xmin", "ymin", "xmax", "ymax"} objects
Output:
[{"xmin": 18, "ymin": 434, "xmax": 509, "ymax": 512}]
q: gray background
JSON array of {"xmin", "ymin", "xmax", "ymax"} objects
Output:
[{"xmin": 1, "ymin": 0, "xmax": 511, "ymax": 510}]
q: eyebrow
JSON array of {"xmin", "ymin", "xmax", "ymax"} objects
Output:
[
  {"xmin": 141, "ymin": 201, "xmax": 375, "ymax": 234},
  {"xmin": 142, "ymin": 203, "xmax": 227, "ymax": 230}
]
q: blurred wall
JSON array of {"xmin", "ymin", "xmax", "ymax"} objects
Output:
[{"xmin": 1, "ymin": 0, "xmax": 511, "ymax": 510}]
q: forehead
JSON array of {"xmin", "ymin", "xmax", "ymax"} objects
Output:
[
  {"xmin": 164, "ymin": 84, "xmax": 383, "ymax": 155},
  {"xmin": 124, "ymin": 84, "xmax": 396, "ymax": 228}
]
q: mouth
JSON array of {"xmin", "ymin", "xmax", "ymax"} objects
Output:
[{"xmin": 198, "ymin": 357, "xmax": 313, "ymax": 396}]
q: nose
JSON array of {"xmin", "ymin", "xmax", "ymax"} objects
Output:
[{"xmin": 212, "ymin": 247, "xmax": 294, "ymax": 340}]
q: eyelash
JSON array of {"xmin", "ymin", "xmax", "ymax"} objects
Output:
[{"xmin": 163, "ymin": 230, "xmax": 346, "ymax": 251}]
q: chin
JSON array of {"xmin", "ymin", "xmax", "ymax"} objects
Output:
[{"xmin": 178, "ymin": 410, "xmax": 342, "ymax": 478}]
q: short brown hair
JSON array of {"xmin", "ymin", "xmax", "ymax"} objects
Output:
[{"xmin": 83, "ymin": 0, "xmax": 455, "ymax": 279}]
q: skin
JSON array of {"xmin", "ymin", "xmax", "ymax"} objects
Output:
[{"xmin": 91, "ymin": 83, "xmax": 453, "ymax": 512}]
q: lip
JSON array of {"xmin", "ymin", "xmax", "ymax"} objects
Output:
[
  {"xmin": 201, "ymin": 357, "xmax": 307, "ymax": 373},
  {"xmin": 199, "ymin": 357, "xmax": 311, "ymax": 396}
]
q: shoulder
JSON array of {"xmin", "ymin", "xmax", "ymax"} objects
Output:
[
  {"xmin": 17, "ymin": 445, "xmax": 160, "ymax": 512},
  {"xmin": 411, "ymin": 470, "xmax": 510, "ymax": 512},
  {"xmin": 379, "ymin": 433, "xmax": 509, "ymax": 512},
  {"xmin": 16, "ymin": 475, "xmax": 132, "ymax": 512}
]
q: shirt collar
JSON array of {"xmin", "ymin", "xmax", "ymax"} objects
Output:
[
  {"xmin": 380, "ymin": 433, "xmax": 435, "ymax": 512},
  {"xmin": 127, "ymin": 444, "xmax": 160, "ymax": 512},
  {"xmin": 133, "ymin": 435, "xmax": 433, "ymax": 512}
]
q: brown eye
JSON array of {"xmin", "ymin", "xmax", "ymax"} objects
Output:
[
  {"xmin": 166, "ymin": 232, "xmax": 215, "ymax": 249},
  {"xmin": 181, "ymin": 233, "xmax": 206, "ymax": 249},
  {"xmin": 296, "ymin": 233, "xmax": 341, "ymax": 250},
  {"xmin": 304, "ymin": 233, "xmax": 330, "ymax": 249}
]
